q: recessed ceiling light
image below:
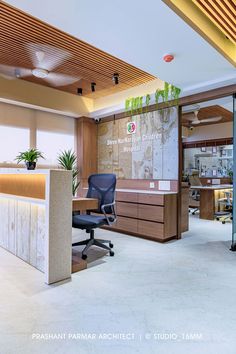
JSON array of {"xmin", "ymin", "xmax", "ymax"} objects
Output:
[{"xmin": 32, "ymin": 68, "xmax": 49, "ymax": 78}]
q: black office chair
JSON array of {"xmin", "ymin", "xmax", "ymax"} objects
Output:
[{"xmin": 72, "ymin": 173, "xmax": 117, "ymax": 260}]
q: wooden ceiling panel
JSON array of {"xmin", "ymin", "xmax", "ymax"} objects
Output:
[
  {"xmin": 192, "ymin": 0, "xmax": 236, "ymax": 44},
  {"xmin": 182, "ymin": 105, "xmax": 233, "ymax": 127},
  {"xmin": 0, "ymin": 2, "xmax": 156, "ymax": 98}
]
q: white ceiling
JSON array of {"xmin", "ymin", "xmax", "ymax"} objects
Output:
[{"xmin": 4, "ymin": 0, "xmax": 236, "ymax": 95}]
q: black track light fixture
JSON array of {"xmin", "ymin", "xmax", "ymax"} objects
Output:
[
  {"xmin": 112, "ymin": 73, "xmax": 119, "ymax": 85},
  {"xmin": 91, "ymin": 82, "xmax": 96, "ymax": 92},
  {"xmin": 77, "ymin": 88, "xmax": 83, "ymax": 96}
]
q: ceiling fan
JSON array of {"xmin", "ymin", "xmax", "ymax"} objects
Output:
[
  {"xmin": 184, "ymin": 108, "xmax": 222, "ymax": 126},
  {"xmin": 0, "ymin": 43, "xmax": 80, "ymax": 87}
]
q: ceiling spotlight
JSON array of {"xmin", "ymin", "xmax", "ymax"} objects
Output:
[
  {"xmin": 91, "ymin": 82, "xmax": 96, "ymax": 92},
  {"xmin": 77, "ymin": 88, "xmax": 83, "ymax": 96},
  {"xmin": 112, "ymin": 73, "xmax": 119, "ymax": 85}
]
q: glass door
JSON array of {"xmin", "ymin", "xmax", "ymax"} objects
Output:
[{"xmin": 231, "ymin": 93, "xmax": 236, "ymax": 250}]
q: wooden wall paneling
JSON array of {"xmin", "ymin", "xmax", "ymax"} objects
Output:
[
  {"xmin": 200, "ymin": 189, "xmax": 215, "ymax": 220},
  {"xmin": 0, "ymin": 2, "xmax": 156, "ymax": 98},
  {"xmin": 0, "ymin": 174, "xmax": 46, "ymax": 199},
  {"xmin": 77, "ymin": 117, "xmax": 98, "ymax": 189}
]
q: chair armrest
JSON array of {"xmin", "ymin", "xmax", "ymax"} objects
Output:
[{"xmin": 101, "ymin": 202, "xmax": 117, "ymax": 226}]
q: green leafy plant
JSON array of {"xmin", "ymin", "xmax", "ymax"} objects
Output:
[
  {"xmin": 57, "ymin": 149, "xmax": 80, "ymax": 196},
  {"xmin": 15, "ymin": 148, "xmax": 44, "ymax": 163},
  {"xmin": 124, "ymin": 82, "xmax": 181, "ymax": 117}
]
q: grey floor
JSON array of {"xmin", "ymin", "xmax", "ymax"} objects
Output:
[{"xmin": 0, "ymin": 215, "xmax": 235, "ymax": 354}]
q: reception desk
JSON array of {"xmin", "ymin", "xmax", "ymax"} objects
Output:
[{"xmin": 0, "ymin": 169, "xmax": 72, "ymax": 284}]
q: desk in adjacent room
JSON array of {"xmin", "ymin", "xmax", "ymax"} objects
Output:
[{"xmin": 190, "ymin": 184, "xmax": 233, "ymax": 220}]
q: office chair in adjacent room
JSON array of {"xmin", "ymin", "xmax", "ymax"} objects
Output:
[
  {"xmin": 189, "ymin": 171, "xmax": 202, "ymax": 215},
  {"xmin": 72, "ymin": 173, "xmax": 117, "ymax": 260},
  {"xmin": 215, "ymin": 191, "xmax": 233, "ymax": 224}
]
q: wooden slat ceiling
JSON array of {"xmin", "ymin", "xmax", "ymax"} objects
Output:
[
  {"xmin": 192, "ymin": 0, "xmax": 236, "ymax": 44},
  {"xmin": 0, "ymin": 2, "xmax": 156, "ymax": 98},
  {"xmin": 182, "ymin": 105, "xmax": 233, "ymax": 127}
]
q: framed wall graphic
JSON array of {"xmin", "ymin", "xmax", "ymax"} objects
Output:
[
  {"xmin": 212, "ymin": 146, "xmax": 217, "ymax": 154},
  {"xmin": 201, "ymin": 147, "xmax": 206, "ymax": 152}
]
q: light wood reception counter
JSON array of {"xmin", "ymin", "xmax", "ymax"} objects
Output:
[{"xmin": 0, "ymin": 169, "xmax": 72, "ymax": 284}]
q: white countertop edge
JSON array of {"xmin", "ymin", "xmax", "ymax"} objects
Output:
[
  {"xmin": 83, "ymin": 188, "xmax": 177, "ymax": 195},
  {"xmin": 190, "ymin": 185, "xmax": 233, "ymax": 190},
  {"xmin": 0, "ymin": 168, "xmax": 69, "ymax": 175},
  {"xmin": 0, "ymin": 193, "xmax": 46, "ymax": 205},
  {"xmin": 116, "ymin": 189, "xmax": 177, "ymax": 195}
]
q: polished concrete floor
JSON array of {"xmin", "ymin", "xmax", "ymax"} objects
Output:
[{"xmin": 0, "ymin": 216, "xmax": 235, "ymax": 354}]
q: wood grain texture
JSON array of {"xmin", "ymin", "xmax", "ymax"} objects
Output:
[
  {"xmin": 116, "ymin": 201, "xmax": 138, "ymax": 218},
  {"xmin": 200, "ymin": 189, "xmax": 215, "ymax": 220},
  {"xmin": 181, "ymin": 186, "xmax": 189, "ymax": 232},
  {"xmin": 138, "ymin": 204, "xmax": 164, "ymax": 222},
  {"xmin": 0, "ymin": 196, "xmax": 46, "ymax": 271},
  {"xmin": 193, "ymin": 0, "xmax": 236, "ymax": 44},
  {"xmin": 0, "ymin": 2, "xmax": 156, "ymax": 98},
  {"xmin": 0, "ymin": 174, "xmax": 45, "ymax": 199},
  {"xmin": 77, "ymin": 117, "xmax": 98, "ymax": 184},
  {"xmin": 182, "ymin": 104, "xmax": 233, "ymax": 127},
  {"xmin": 73, "ymin": 198, "xmax": 98, "ymax": 211}
]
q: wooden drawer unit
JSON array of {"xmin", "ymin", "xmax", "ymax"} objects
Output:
[
  {"xmin": 107, "ymin": 191, "xmax": 178, "ymax": 242},
  {"xmin": 116, "ymin": 201, "xmax": 138, "ymax": 218},
  {"xmin": 115, "ymin": 216, "xmax": 138, "ymax": 233},
  {"xmin": 116, "ymin": 192, "xmax": 138, "ymax": 203},
  {"xmin": 138, "ymin": 193, "xmax": 164, "ymax": 206},
  {"xmin": 138, "ymin": 220, "xmax": 164, "ymax": 239},
  {"xmin": 138, "ymin": 204, "xmax": 164, "ymax": 222}
]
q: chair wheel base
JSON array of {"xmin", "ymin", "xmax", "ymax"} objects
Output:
[
  {"xmin": 109, "ymin": 242, "xmax": 114, "ymax": 248},
  {"xmin": 110, "ymin": 251, "xmax": 115, "ymax": 256},
  {"xmin": 82, "ymin": 254, "xmax": 87, "ymax": 260},
  {"xmin": 222, "ymin": 221, "xmax": 226, "ymax": 224}
]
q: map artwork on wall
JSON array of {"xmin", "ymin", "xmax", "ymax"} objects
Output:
[{"xmin": 97, "ymin": 107, "xmax": 178, "ymax": 179}]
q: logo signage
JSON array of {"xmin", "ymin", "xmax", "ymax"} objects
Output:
[{"xmin": 127, "ymin": 122, "xmax": 136, "ymax": 134}]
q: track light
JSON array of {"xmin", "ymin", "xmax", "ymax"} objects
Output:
[
  {"xmin": 91, "ymin": 82, "xmax": 96, "ymax": 92},
  {"xmin": 112, "ymin": 73, "xmax": 119, "ymax": 85},
  {"xmin": 77, "ymin": 88, "xmax": 83, "ymax": 96}
]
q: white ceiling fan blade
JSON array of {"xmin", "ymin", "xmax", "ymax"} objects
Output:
[
  {"xmin": 191, "ymin": 119, "xmax": 201, "ymax": 125},
  {"xmin": 43, "ymin": 72, "xmax": 80, "ymax": 87},
  {"xmin": 0, "ymin": 64, "xmax": 32, "ymax": 79},
  {"xmin": 26, "ymin": 43, "xmax": 72, "ymax": 71},
  {"xmin": 198, "ymin": 116, "xmax": 222, "ymax": 124}
]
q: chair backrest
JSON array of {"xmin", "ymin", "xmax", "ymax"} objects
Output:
[
  {"xmin": 189, "ymin": 172, "xmax": 202, "ymax": 187},
  {"xmin": 86, "ymin": 173, "xmax": 116, "ymax": 213}
]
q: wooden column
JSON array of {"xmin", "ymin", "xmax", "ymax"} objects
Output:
[{"xmin": 76, "ymin": 117, "xmax": 98, "ymax": 193}]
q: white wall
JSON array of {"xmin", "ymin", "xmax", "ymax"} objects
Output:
[{"xmin": 183, "ymin": 122, "xmax": 233, "ymax": 143}]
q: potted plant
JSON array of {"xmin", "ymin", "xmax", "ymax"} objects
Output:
[
  {"xmin": 57, "ymin": 149, "xmax": 80, "ymax": 196},
  {"xmin": 15, "ymin": 148, "xmax": 45, "ymax": 170}
]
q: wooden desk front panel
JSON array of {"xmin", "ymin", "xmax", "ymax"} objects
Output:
[{"xmin": 110, "ymin": 193, "xmax": 177, "ymax": 242}]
